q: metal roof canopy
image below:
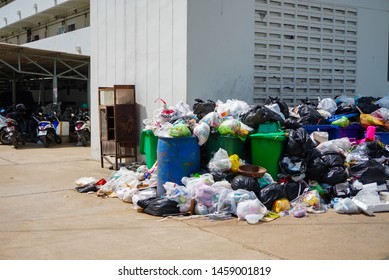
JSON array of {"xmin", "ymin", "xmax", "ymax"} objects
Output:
[{"xmin": 0, "ymin": 42, "xmax": 89, "ymax": 105}]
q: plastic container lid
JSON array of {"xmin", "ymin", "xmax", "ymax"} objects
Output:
[
  {"xmin": 250, "ymin": 132, "xmax": 287, "ymax": 141},
  {"xmin": 257, "ymin": 121, "xmax": 282, "ymax": 133}
]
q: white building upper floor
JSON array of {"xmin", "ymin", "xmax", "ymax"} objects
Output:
[{"xmin": 0, "ymin": 0, "xmax": 90, "ymax": 54}]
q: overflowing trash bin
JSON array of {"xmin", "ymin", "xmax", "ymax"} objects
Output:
[{"xmin": 74, "ymin": 95, "xmax": 389, "ymax": 223}]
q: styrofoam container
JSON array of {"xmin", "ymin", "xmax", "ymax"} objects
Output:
[{"xmin": 380, "ymin": 192, "xmax": 389, "ymax": 202}]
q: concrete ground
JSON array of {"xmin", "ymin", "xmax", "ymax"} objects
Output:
[{"xmin": 0, "ymin": 143, "xmax": 388, "ymax": 260}]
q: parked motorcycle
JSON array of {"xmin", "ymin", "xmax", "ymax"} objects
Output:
[
  {"xmin": 0, "ymin": 113, "xmax": 9, "ymax": 144},
  {"xmin": 3, "ymin": 117, "xmax": 25, "ymax": 148},
  {"xmin": 35, "ymin": 112, "xmax": 62, "ymax": 147},
  {"xmin": 73, "ymin": 111, "xmax": 90, "ymax": 146}
]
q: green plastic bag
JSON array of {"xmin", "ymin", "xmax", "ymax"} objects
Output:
[
  {"xmin": 331, "ymin": 116, "xmax": 350, "ymax": 127},
  {"xmin": 169, "ymin": 123, "xmax": 191, "ymax": 137}
]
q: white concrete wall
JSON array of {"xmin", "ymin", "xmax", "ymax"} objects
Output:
[
  {"xmin": 187, "ymin": 0, "xmax": 255, "ymax": 105},
  {"xmin": 355, "ymin": 5, "xmax": 389, "ymax": 97},
  {"xmin": 319, "ymin": 0, "xmax": 389, "ymax": 97},
  {"xmin": 23, "ymin": 27, "xmax": 91, "ymax": 55},
  {"xmin": 90, "ymin": 0, "xmax": 187, "ymax": 160}
]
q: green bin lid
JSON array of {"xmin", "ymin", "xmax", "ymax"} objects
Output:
[
  {"xmin": 249, "ymin": 132, "xmax": 287, "ymax": 141},
  {"xmin": 140, "ymin": 129, "xmax": 156, "ymax": 154}
]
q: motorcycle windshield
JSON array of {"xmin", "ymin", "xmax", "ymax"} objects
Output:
[{"xmin": 39, "ymin": 121, "xmax": 50, "ymax": 127}]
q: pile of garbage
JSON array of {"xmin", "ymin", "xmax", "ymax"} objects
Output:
[{"xmin": 74, "ymin": 96, "xmax": 389, "ymax": 223}]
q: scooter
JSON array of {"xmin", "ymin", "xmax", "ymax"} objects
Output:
[
  {"xmin": 3, "ymin": 117, "xmax": 25, "ymax": 148},
  {"xmin": 0, "ymin": 114, "xmax": 9, "ymax": 145},
  {"xmin": 35, "ymin": 112, "xmax": 62, "ymax": 147},
  {"xmin": 73, "ymin": 111, "xmax": 91, "ymax": 146}
]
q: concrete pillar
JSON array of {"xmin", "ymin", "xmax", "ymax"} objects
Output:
[{"xmin": 12, "ymin": 73, "xmax": 16, "ymax": 107}]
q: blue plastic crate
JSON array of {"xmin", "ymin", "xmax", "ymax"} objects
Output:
[
  {"xmin": 338, "ymin": 123, "xmax": 363, "ymax": 140},
  {"xmin": 303, "ymin": 125, "xmax": 340, "ymax": 140},
  {"xmin": 375, "ymin": 132, "xmax": 389, "ymax": 144},
  {"xmin": 327, "ymin": 113, "xmax": 359, "ymax": 123}
]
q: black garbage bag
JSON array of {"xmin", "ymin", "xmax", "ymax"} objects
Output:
[
  {"xmin": 297, "ymin": 104, "xmax": 324, "ymax": 125},
  {"xmin": 305, "ymin": 149, "xmax": 347, "ymax": 185},
  {"xmin": 349, "ymin": 160, "xmax": 389, "ymax": 185},
  {"xmin": 300, "ymin": 97, "xmax": 318, "ymax": 107},
  {"xmin": 279, "ymin": 155, "xmax": 306, "ymax": 176},
  {"xmin": 357, "ymin": 96, "xmax": 380, "ymax": 114},
  {"xmin": 365, "ymin": 141, "xmax": 388, "ymax": 158},
  {"xmin": 335, "ymin": 104, "xmax": 358, "ymax": 115},
  {"xmin": 322, "ymin": 151, "xmax": 346, "ymax": 167},
  {"xmin": 283, "ymin": 181, "xmax": 308, "ymax": 201},
  {"xmin": 137, "ymin": 197, "xmax": 160, "ymax": 209},
  {"xmin": 285, "ymin": 128, "xmax": 316, "ymax": 157},
  {"xmin": 193, "ymin": 98, "xmax": 216, "ymax": 119},
  {"xmin": 264, "ymin": 96, "xmax": 290, "ymax": 118},
  {"xmin": 305, "ymin": 149, "xmax": 328, "ymax": 181},
  {"xmin": 231, "ymin": 175, "xmax": 261, "ymax": 199},
  {"xmin": 143, "ymin": 197, "xmax": 179, "ymax": 216},
  {"xmin": 332, "ymin": 182, "xmax": 352, "ymax": 198},
  {"xmin": 284, "ymin": 116, "xmax": 301, "ymax": 129},
  {"xmin": 240, "ymin": 105, "xmax": 284, "ymax": 129},
  {"xmin": 320, "ymin": 152, "xmax": 347, "ymax": 186},
  {"xmin": 320, "ymin": 166, "xmax": 348, "ymax": 185},
  {"xmin": 259, "ymin": 183, "xmax": 287, "ymax": 209}
]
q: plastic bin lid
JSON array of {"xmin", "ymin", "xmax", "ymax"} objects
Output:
[
  {"xmin": 250, "ymin": 132, "xmax": 287, "ymax": 141},
  {"xmin": 140, "ymin": 129, "xmax": 156, "ymax": 154}
]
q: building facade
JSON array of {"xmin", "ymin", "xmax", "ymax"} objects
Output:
[
  {"xmin": 0, "ymin": 0, "xmax": 90, "ymax": 108},
  {"xmin": 90, "ymin": 0, "xmax": 389, "ymax": 160},
  {"xmin": 1, "ymin": 0, "xmax": 389, "ymax": 162}
]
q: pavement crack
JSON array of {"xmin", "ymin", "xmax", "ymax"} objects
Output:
[
  {"xmin": 176, "ymin": 219, "xmax": 285, "ymax": 260},
  {"xmin": 0, "ymin": 188, "xmax": 73, "ymax": 198},
  {"xmin": 0, "ymin": 156, "xmax": 19, "ymax": 165}
]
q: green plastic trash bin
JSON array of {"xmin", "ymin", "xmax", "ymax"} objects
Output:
[
  {"xmin": 250, "ymin": 132, "xmax": 286, "ymax": 179},
  {"xmin": 206, "ymin": 134, "xmax": 245, "ymax": 161},
  {"xmin": 139, "ymin": 130, "xmax": 158, "ymax": 169}
]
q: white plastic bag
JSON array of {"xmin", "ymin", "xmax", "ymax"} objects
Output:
[
  {"xmin": 336, "ymin": 95, "xmax": 355, "ymax": 107},
  {"xmin": 318, "ymin": 98, "xmax": 337, "ymax": 115},
  {"xmin": 194, "ymin": 203, "xmax": 209, "ymax": 215},
  {"xmin": 216, "ymin": 99, "xmax": 250, "ymax": 118},
  {"xmin": 316, "ymin": 137, "xmax": 351, "ymax": 153},
  {"xmin": 194, "ymin": 185, "xmax": 214, "ymax": 207},
  {"xmin": 208, "ymin": 148, "xmax": 232, "ymax": 173},
  {"xmin": 200, "ymin": 112, "xmax": 223, "ymax": 128},
  {"xmin": 132, "ymin": 188, "xmax": 157, "ymax": 206},
  {"xmin": 334, "ymin": 198, "xmax": 361, "ymax": 214},
  {"xmin": 371, "ymin": 108, "xmax": 389, "ymax": 121},
  {"xmin": 265, "ymin": 103, "xmax": 285, "ymax": 119},
  {"xmin": 163, "ymin": 182, "xmax": 192, "ymax": 213},
  {"xmin": 217, "ymin": 189, "xmax": 257, "ymax": 215},
  {"xmin": 122, "ymin": 188, "xmax": 139, "ymax": 203},
  {"xmin": 212, "ymin": 180, "xmax": 232, "ymax": 190},
  {"xmin": 154, "ymin": 122, "xmax": 173, "ymax": 137},
  {"xmin": 181, "ymin": 173, "xmax": 214, "ymax": 197},
  {"xmin": 376, "ymin": 96, "xmax": 389, "ymax": 109},
  {"xmin": 74, "ymin": 177, "xmax": 98, "ymax": 187},
  {"xmin": 236, "ymin": 198, "xmax": 267, "ymax": 221},
  {"xmin": 172, "ymin": 101, "xmax": 192, "ymax": 118},
  {"xmin": 100, "ymin": 168, "xmax": 135, "ymax": 194},
  {"xmin": 193, "ymin": 122, "xmax": 210, "ymax": 146}
]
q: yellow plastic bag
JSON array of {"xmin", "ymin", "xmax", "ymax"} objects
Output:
[
  {"xmin": 360, "ymin": 113, "xmax": 384, "ymax": 129},
  {"xmin": 229, "ymin": 154, "xmax": 240, "ymax": 172},
  {"xmin": 272, "ymin": 198, "xmax": 291, "ymax": 213}
]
